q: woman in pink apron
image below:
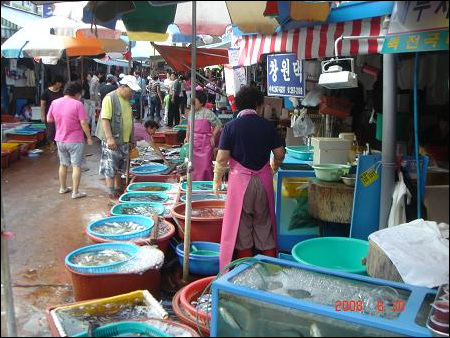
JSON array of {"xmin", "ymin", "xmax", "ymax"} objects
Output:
[
  {"xmin": 213, "ymin": 86, "xmax": 285, "ymax": 269},
  {"xmin": 186, "ymin": 91, "xmax": 222, "ymax": 181}
]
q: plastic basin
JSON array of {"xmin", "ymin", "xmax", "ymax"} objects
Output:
[
  {"xmin": 65, "ymin": 242, "xmax": 140, "ymax": 274},
  {"xmin": 86, "ymin": 220, "xmax": 175, "ymax": 254},
  {"xmin": 119, "ymin": 191, "xmax": 170, "ymax": 203},
  {"xmin": 292, "ymin": 237, "xmax": 369, "ymax": 275},
  {"xmin": 73, "ymin": 321, "xmax": 171, "ymax": 337},
  {"xmin": 180, "ymin": 193, "xmax": 226, "ymax": 202},
  {"xmin": 86, "ymin": 215, "xmax": 154, "ymax": 241},
  {"xmin": 179, "ymin": 276, "xmax": 215, "ymax": 323},
  {"xmin": 180, "ymin": 181, "xmax": 225, "ymax": 192},
  {"xmin": 127, "ymin": 182, "xmax": 173, "ymax": 192},
  {"xmin": 130, "ymin": 174, "xmax": 179, "ymax": 183},
  {"xmin": 171, "ymin": 200, "xmax": 225, "ymax": 243},
  {"xmin": 165, "ymin": 130, "xmax": 180, "ymax": 145},
  {"xmin": 66, "ymin": 265, "xmax": 161, "ymax": 301},
  {"xmin": 130, "ymin": 163, "xmax": 168, "ymax": 175},
  {"xmin": 311, "ymin": 164, "xmax": 351, "ymax": 182},
  {"xmin": 286, "ymin": 145, "xmax": 314, "ymax": 161},
  {"xmin": 175, "ymin": 241, "xmax": 220, "ymax": 276},
  {"xmin": 111, "ymin": 202, "xmax": 165, "ymax": 217}
]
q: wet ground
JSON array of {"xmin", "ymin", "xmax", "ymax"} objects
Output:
[{"xmin": 1, "ymin": 142, "xmax": 129, "ymax": 336}]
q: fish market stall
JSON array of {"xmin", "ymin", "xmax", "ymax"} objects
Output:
[{"xmin": 210, "ymin": 256, "xmax": 437, "ymax": 337}]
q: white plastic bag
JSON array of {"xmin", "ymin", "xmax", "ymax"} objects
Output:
[
  {"xmin": 301, "ymin": 87, "xmax": 325, "ymax": 107},
  {"xmin": 293, "ymin": 108, "xmax": 315, "ymax": 137},
  {"xmin": 388, "ymin": 171, "xmax": 412, "ymax": 227}
]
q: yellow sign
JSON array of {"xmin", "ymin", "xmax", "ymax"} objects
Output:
[{"xmin": 360, "ymin": 168, "xmax": 379, "ymax": 187}]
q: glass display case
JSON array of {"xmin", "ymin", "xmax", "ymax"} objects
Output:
[
  {"xmin": 210, "ymin": 256, "xmax": 435, "ymax": 337},
  {"xmin": 275, "ymin": 161, "xmax": 318, "ymax": 252}
]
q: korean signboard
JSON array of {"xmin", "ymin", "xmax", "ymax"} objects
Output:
[
  {"xmin": 267, "ymin": 53, "xmax": 305, "ymax": 98},
  {"xmin": 383, "ymin": 1, "xmax": 449, "ymax": 53}
]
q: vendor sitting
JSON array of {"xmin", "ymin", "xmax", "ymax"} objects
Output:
[
  {"xmin": 16, "ymin": 103, "xmax": 32, "ymax": 122},
  {"xmin": 144, "ymin": 120, "xmax": 169, "ymax": 165}
]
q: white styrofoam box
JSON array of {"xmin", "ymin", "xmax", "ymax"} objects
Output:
[
  {"xmin": 31, "ymin": 106, "xmax": 41, "ymax": 120},
  {"xmin": 311, "ymin": 137, "xmax": 351, "ymax": 165}
]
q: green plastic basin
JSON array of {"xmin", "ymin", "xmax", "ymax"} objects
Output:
[
  {"xmin": 311, "ymin": 164, "xmax": 351, "ymax": 182},
  {"xmin": 292, "ymin": 237, "xmax": 369, "ymax": 274}
]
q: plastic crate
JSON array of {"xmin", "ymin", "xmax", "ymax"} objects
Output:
[
  {"xmin": 46, "ymin": 290, "xmax": 169, "ymax": 336},
  {"xmin": 86, "ymin": 215, "xmax": 154, "ymax": 241},
  {"xmin": 65, "ymin": 242, "xmax": 140, "ymax": 274}
]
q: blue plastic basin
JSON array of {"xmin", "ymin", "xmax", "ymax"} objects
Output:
[
  {"xmin": 86, "ymin": 215, "xmax": 154, "ymax": 241},
  {"xmin": 119, "ymin": 192, "xmax": 169, "ymax": 203},
  {"xmin": 65, "ymin": 242, "xmax": 140, "ymax": 274},
  {"xmin": 110, "ymin": 202, "xmax": 165, "ymax": 217},
  {"xmin": 127, "ymin": 182, "xmax": 173, "ymax": 192},
  {"xmin": 176, "ymin": 241, "xmax": 220, "ymax": 276},
  {"xmin": 130, "ymin": 163, "xmax": 168, "ymax": 175},
  {"xmin": 180, "ymin": 193, "xmax": 227, "ymax": 202}
]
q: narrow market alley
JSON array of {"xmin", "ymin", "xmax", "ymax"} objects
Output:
[{"xmin": 1, "ymin": 142, "xmax": 111, "ymax": 336}]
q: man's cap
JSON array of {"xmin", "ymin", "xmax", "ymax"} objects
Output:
[
  {"xmin": 106, "ymin": 74, "xmax": 114, "ymax": 81},
  {"xmin": 119, "ymin": 73, "xmax": 126, "ymax": 79},
  {"xmin": 119, "ymin": 75, "xmax": 141, "ymax": 91}
]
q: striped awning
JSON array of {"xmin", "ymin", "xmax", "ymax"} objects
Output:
[{"xmin": 237, "ymin": 16, "xmax": 387, "ymax": 66}]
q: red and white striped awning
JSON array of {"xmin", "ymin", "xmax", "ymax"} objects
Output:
[{"xmin": 237, "ymin": 16, "xmax": 387, "ymax": 66}]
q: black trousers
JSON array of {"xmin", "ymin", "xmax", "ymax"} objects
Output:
[{"xmin": 168, "ymin": 96, "xmax": 180, "ymax": 127}]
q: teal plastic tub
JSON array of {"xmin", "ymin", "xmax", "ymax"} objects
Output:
[
  {"xmin": 127, "ymin": 182, "xmax": 173, "ymax": 192},
  {"xmin": 180, "ymin": 181, "xmax": 225, "ymax": 192},
  {"xmin": 292, "ymin": 237, "xmax": 369, "ymax": 275},
  {"xmin": 111, "ymin": 202, "xmax": 165, "ymax": 217},
  {"xmin": 119, "ymin": 192, "xmax": 169, "ymax": 203},
  {"xmin": 286, "ymin": 145, "xmax": 314, "ymax": 161},
  {"xmin": 73, "ymin": 321, "xmax": 171, "ymax": 337}
]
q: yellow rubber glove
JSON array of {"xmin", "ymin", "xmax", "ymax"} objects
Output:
[{"xmin": 213, "ymin": 161, "xmax": 228, "ymax": 195}]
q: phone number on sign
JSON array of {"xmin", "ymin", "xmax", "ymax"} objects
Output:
[{"xmin": 335, "ymin": 300, "xmax": 406, "ymax": 312}]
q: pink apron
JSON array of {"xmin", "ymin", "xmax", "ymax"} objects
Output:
[
  {"xmin": 219, "ymin": 110, "xmax": 277, "ymax": 269},
  {"xmin": 192, "ymin": 118, "xmax": 213, "ymax": 181}
]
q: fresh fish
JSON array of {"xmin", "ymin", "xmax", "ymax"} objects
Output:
[
  {"xmin": 122, "ymin": 206, "xmax": 161, "ymax": 217},
  {"xmin": 135, "ymin": 186, "xmax": 167, "ymax": 192},
  {"xmin": 287, "ymin": 289, "xmax": 312, "ymax": 299},
  {"xmin": 72, "ymin": 249, "xmax": 131, "ymax": 266},
  {"xmin": 92, "ymin": 222, "xmax": 145, "ymax": 235},
  {"xmin": 310, "ymin": 323, "xmax": 322, "ymax": 337},
  {"xmin": 191, "ymin": 207, "xmax": 225, "ymax": 218},
  {"xmin": 219, "ymin": 306, "xmax": 242, "ymax": 331},
  {"xmin": 191, "ymin": 294, "xmax": 212, "ymax": 314},
  {"xmin": 124, "ymin": 195, "xmax": 166, "ymax": 202}
]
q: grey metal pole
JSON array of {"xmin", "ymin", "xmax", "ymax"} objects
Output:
[
  {"xmin": 66, "ymin": 54, "xmax": 71, "ymax": 82},
  {"xmin": 379, "ymin": 53, "xmax": 397, "ymax": 230},
  {"xmin": 183, "ymin": 1, "xmax": 197, "ymax": 283},
  {"xmin": 128, "ymin": 41, "xmax": 133, "ymax": 72},
  {"xmin": 1, "ymin": 196, "xmax": 18, "ymax": 337}
]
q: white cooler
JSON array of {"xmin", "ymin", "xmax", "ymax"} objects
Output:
[{"xmin": 311, "ymin": 137, "xmax": 351, "ymax": 165}]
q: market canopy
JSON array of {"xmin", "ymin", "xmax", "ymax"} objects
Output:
[
  {"xmin": 236, "ymin": 16, "xmax": 388, "ymax": 66},
  {"xmin": 152, "ymin": 44, "xmax": 229, "ymax": 72}
]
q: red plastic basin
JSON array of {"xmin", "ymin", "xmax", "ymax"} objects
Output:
[
  {"xmin": 171, "ymin": 200, "xmax": 225, "ymax": 243},
  {"xmin": 179, "ymin": 276, "xmax": 215, "ymax": 322},
  {"xmin": 66, "ymin": 265, "xmax": 162, "ymax": 301}
]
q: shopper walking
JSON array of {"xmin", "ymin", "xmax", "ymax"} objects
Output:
[
  {"xmin": 46, "ymin": 81, "xmax": 93, "ymax": 199},
  {"xmin": 41, "ymin": 75, "xmax": 64, "ymax": 152},
  {"xmin": 96, "ymin": 75, "xmax": 141, "ymax": 203}
]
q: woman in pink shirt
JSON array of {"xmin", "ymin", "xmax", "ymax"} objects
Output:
[{"xmin": 47, "ymin": 82, "xmax": 93, "ymax": 199}]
